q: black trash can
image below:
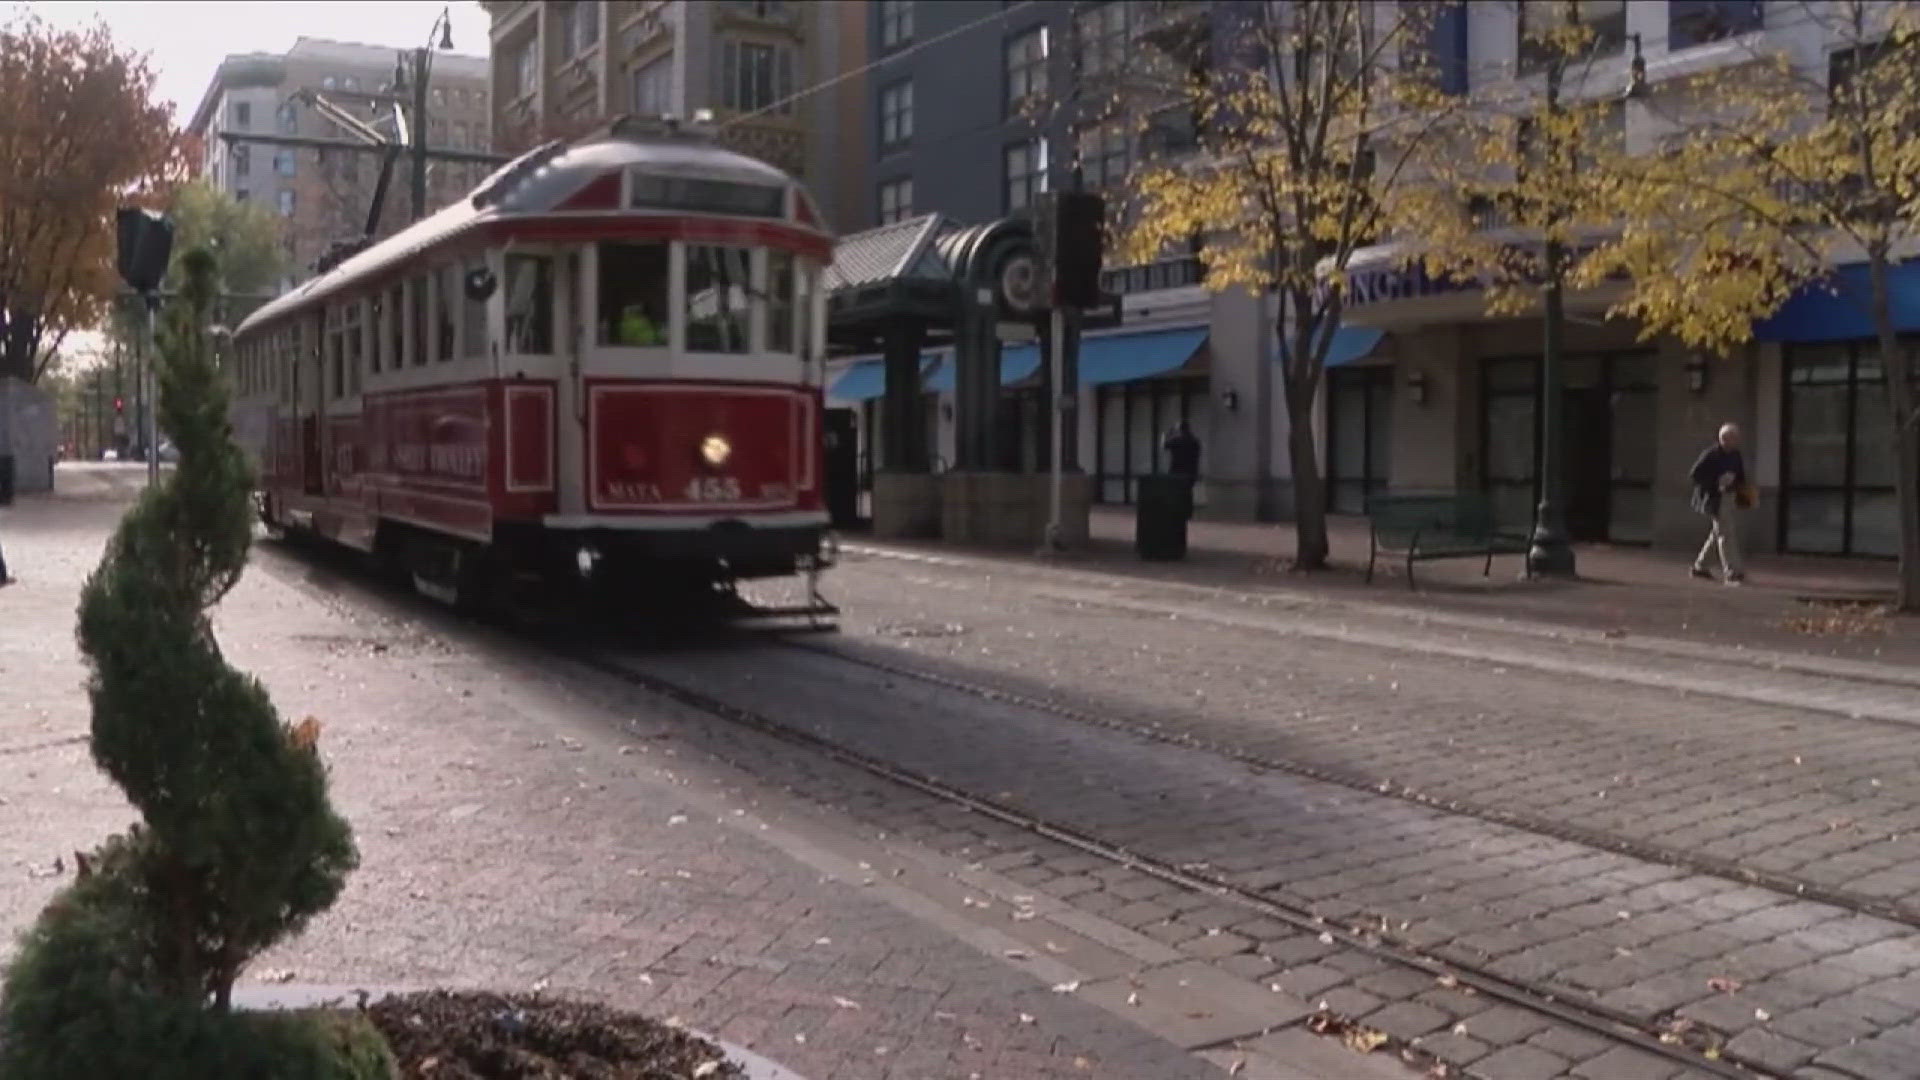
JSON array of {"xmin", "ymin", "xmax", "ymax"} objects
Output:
[
  {"xmin": 0, "ymin": 454, "xmax": 14, "ymax": 507},
  {"xmin": 1135, "ymin": 474, "xmax": 1192, "ymax": 560}
]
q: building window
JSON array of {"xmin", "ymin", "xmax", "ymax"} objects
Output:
[
  {"xmin": 633, "ymin": 54, "xmax": 673, "ymax": 115},
  {"xmin": 1004, "ymin": 139, "xmax": 1048, "ymax": 212},
  {"xmin": 720, "ymin": 40, "xmax": 794, "ymax": 113},
  {"xmin": 1518, "ymin": 0, "xmax": 1625, "ymax": 73},
  {"xmin": 1326, "ymin": 366, "xmax": 1393, "ymax": 515},
  {"xmin": 599, "ymin": 242, "xmax": 670, "ymax": 346},
  {"xmin": 685, "ymin": 245, "xmax": 753, "ymax": 353},
  {"xmin": 567, "ymin": 2, "xmax": 600, "ymax": 56},
  {"xmin": 323, "ymin": 75, "xmax": 338, "ymax": 90},
  {"xmin": 879, "ymin": 0, "xmax": 913, "ymax": 50},
  {"xmin": 505, "ymin": 255, "xmax": 553, "ymax": 354},
  {"xmin": 1076, "ymin": 2, "xmax": 1131, "ymax": 79},
  {"xmin": 1669, "ymin": 0, "xmax": 1762, "ymax": 51},
  {"xmin": 231, "ymin": 101, "xmax": 251, "ymax": 129},
  {"xmin": 233, "ymin": 145, "xmax": 251, "ymax": 178},
  {"xmin": 1005, "ymin": 26, "xmax": 1048, "ymax": 117},
  {"xmin": 1781, "ymin": 340, "xmax": 1902, "ymax": 557},
  {"xmin": 1077, "ymin": 122, "xmax": 1129, "ymax": 189},
  {"xmin": 514, "ymin": 40, "xmax": 538, "ymax": 97},
  {"xmin": 879, "ymin": 79, "xmax": 913, "ymax": 151},
  {"xmin": 277, "ymin": 100, "xmax": 299, "ymax": 134},
  {"xmin": 277, "ymin": 189, "xmax": 295, "ymax": 217},
  {"xmin": 878, "ymin": 177, "xmax": 913, "ymax": 224},
  {"xmin": 1408, "ymin": 0, "xmax": 1469, "ymax": 95},
  {"xmin": 274, "ymin": 149, "xmax": 296, "ymax": 177},
  {"xmin": 235, "ymin": 188, "xmax": 249, "ymax": 204}
]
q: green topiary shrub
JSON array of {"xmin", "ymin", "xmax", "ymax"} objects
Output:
[{"xmin": 0, "ymin": 248, "xmax": 372, "ymax": 1077}]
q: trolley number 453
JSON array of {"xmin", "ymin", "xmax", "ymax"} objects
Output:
[{"xmin": 683, "ymin": 477, "xmax": 742, "ymax": 502}]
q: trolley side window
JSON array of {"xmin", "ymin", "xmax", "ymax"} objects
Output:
[
  {"xmin": 435, "ymin": 265, "xmax": 457, "ymax": 362},
  {"xmin": 768, "ymin": 250, "xmax": 796, "ymax": 354},
  {"xmin": 685, "ymin": 244, "xmax": 751, "ymax": 354},
  {"xmin": 598, "ymin": 241, "xmax": 669, "ymax": 347},
  {"xmin": 409, "ymin": 275, "xmax": 428, "ymax": 367},
  {"xmin": 461, "ymin": 256, "xmax": 489, "ymax": 359},
  {"xmin": 387, "ymin": 284, "xmax": 404, "ymax": 371},
  {"xmin": 505, "ymin": 254, "xmax": 553, "ymax": 354}
]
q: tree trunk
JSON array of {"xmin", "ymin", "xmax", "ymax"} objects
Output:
[
  {"xmin": 1865, "ymin": 252, "xmax": 1920, "ymax": 612},
  {"xmin": 0, "ymin": 308, "xmax": 37, "ymax": 382},
  {"xmin": 1284, "ymin": 374, "xmax": 1330, "ymax": 568}
]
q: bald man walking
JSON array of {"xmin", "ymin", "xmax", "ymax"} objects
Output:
[{"xmin": 1689, "ymin": 422, "xmax": 1748, "ymax": 585}]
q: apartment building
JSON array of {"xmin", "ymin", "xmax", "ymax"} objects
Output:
[
  {"xmin": 828, "ymin": 0, "xmax": 1914, "ymax": 563},
  {"xmin": 483, "ymin": 0, "xmax": 867, "ymax": 234},
  {"xmin": 187, "ymin": 38, "xmax": 491, "ymax": 294}
]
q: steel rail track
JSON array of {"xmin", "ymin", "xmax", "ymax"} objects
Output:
[
  {"xmin": 549, "ymin": 637, "xmax": 1771, "ymax": 1080},
  {"xmin": 782, "ymin": 634, "xmax": 1920, "ymax": 934}
]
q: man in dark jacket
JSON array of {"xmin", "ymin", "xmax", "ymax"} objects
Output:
[
  {"xmin": 1163, "ymin": 422, "xmax": 1201, "ymax": 521},
  {"xmin": 1689, "ymin": 422, "xmax": 1747, "ymax": 584}
]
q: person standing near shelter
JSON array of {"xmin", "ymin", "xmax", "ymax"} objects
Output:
[
  {"xmin": 1689, "ymin": 421, "xmax": 1750, "ymax": 585},
  {"xmin": 1164, "ymin": 421, "xmax": 1201, "ymax": 519}
]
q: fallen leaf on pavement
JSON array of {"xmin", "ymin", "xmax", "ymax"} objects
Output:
[
  {"xmin": 1017, "ymin": 1013, "xmax": 1035, "ymax": 1025},
  {"xmin": 1755, "ymin": 1008, "xmax": 1771, "ymax": 1022},
  {"xmin": 693, "ymin": 1063, "xmax": 722, "ymax": 1078},
  {"xmin": 1126, "ymin": 992, "xmax": 1140, "ymax": 1007},
  {"xmin": 1707, "ymin": 977, "xmax": 1742, "ymax": 994},
  {"xmin": 832, "ymin": 996, "xmax": 862, "ymax": 1011},
  {"xmin": 1343, "ymin": 1028, "xmax": 1389, "ymax": 1054},
  {"xmin": 289, "ymin": 716, "xmax": 322, "ymax": 751},
  {"xmin": 1004, "ymin": 949, "xmax": 1031, "ymax": 960},
  {"xmin": 1051, "ymin": 981, "xmax": 1080, "ymax": 994},
  {"xmin": 1435, "ymin": 974, "xmax": 1458, "ymax": 989},
  {"xmin": 256, "ymin": 969, "xmax": 297, "ymax": 984}
]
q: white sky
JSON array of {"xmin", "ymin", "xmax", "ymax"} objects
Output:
[{"xmin": 17, "ymin": 1, "xmax": 494, "ymax": 124}]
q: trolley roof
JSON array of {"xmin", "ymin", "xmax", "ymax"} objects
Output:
[{"xmin": 235, "ymin": 117, "xmax": 829, "ymax": 338}]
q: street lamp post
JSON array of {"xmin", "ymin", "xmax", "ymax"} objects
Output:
[
  {"xmin": 397, "ymin": 7, "xmax": 456, "ymax": 223},
  {"xmin": 1527, "ymin": 11, "xmax": 1577, "ymax": 578}
]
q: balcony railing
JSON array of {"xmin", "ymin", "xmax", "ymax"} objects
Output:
[{"xmin": 1101, "ymin": 253, "xmax": 1205, "ymax": 295}]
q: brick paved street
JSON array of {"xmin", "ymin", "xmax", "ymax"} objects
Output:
[
  {"xmin": 0, "ymin": 470, "xmax": 1239, "ymax": 1080},
  {"xmin": 10, "ymin": 467, "xmax": 1920, "ymax": 1079}
]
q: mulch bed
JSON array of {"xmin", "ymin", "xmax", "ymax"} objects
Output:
[{"xmin": 362, "ymin": 990, "xmax": 747, "ymax": 1079}]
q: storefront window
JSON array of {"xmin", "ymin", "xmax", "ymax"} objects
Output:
[
  {"xmin": 1782, "ymin": 340, "xmax": 1903, "ymax": 556},
  {"xmin": 599, "ymin": 242, "xmax": 669, "ymax": 347},
  {"xmin": 1326, "ymin": 365, "xmax": 1392, "ymax": 515},
  {"xmin": 685, "ymin": 244, "xmax": 752, "ymax": 353}
]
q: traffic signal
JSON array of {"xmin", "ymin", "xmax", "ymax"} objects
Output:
[
  {"xmin": 116, "ymin": 207, "xmax": 174, "ymax": 295},
  {"xmin": 114, "ymin": 397, "xmax": 124, "ymax": 414},
  {"xmin": 1052, "ymin": 191, "xmax": 1105, "ymax": 310}
]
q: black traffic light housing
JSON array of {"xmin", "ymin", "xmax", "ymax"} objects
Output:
[
  {"xmin": 1052, "ymin": 191, "xmax": 1106, "ymax": 310},
  {"xmin": 116, "ymin": 207, "xmax": 175, "ymax": 295}
]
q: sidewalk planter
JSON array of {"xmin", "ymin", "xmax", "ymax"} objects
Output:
[{"xmin": 234, "ymin": 984, "xmax": 808, "ymax": 1079}]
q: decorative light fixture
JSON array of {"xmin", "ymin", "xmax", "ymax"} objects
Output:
[
  {"xmin": 1407, "ymin": 369, "xmax": 1430, "ymax": 405},
  {"xmin": 701, "ymin": 434, "xmax": 732, "ymax": 467},
  {"xmin": 1623, "ymin": 33, "xmax": 1649, "ymax": 101},
  {"xmin": 1686, "ymin": 354, "xmax": 1710, "ymax": 394},
  {"xmin": 1220, "ymin": 387, "xmax": 1239, "ymax": 412}
]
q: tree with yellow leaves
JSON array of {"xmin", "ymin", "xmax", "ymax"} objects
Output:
[
  {"xmin": 1406, "ymin": 0, "xmax": 1658, "ymax": 576},
  {"xmin": 1591, "ymin": 0, "xmax": 1920, "ymax": 610},
  {"xmin": 1120, "ymin": 0, "xmax": 1468, "ymax": 568},
  {"xmin": 0, "ymin": 14, "xmax": 183, "ymax": 383}
]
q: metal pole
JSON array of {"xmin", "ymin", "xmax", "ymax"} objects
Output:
[
  {"xmin": 1046, "ymin": 303, "xmax": 1065, "ymax": 550},
  {"xmin": 1527, "ymin": 45, "xmax": 1575, "ymax": 577},
  {"xmin": 144, "ymin": 295, "xmax": 160, "ymax": 485},
  {"xmin": 411, "ymin": 47, "xmax": 430, "ymax": 222}
]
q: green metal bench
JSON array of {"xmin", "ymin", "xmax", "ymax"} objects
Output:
[{"xmin": 1364, "ymin": 491, "xmax": 1533, "ymax": 589}]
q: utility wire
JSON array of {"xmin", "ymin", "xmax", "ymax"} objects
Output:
[{"xmin": 720, "ymin": 0, "xmax": 1043, "ymax": 129}]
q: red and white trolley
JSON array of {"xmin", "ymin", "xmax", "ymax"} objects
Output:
[{"xmin": 227, "ymin": 116, "xmax": 837, "ymax": 615}]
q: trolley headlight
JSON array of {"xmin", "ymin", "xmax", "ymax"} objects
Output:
[{"xmin": 700, "ymin": 434, "xmax": 732, "ymax": 468}]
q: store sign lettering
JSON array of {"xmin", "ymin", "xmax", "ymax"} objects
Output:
[{"xmin": 390, "ymin": 442, "xmax": 484, "ymax": 478}]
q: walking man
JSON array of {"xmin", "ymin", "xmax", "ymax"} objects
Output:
[{"xmin": 1690, "ymin": 421, "xmax": 1748, "ymax": 585}]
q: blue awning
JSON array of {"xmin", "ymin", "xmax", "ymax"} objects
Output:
[
  {"xmin": 827, "ymin": 355, "xmax": 940, "ymax": 401},
  {"xmin": 1276, "ymin": 326, "xmax": 1386, "ymax": 368},
  {"xmin": 1755, "ymin": 259, "xmax": 1920, "ymax": 343},
  {"xmin": 1080, "ymin": 326, "xmax": 1206, "ymax": 385},
  {"xmin": 922, "ymin": 345, "xmax": 1039, "ymax": 391}
]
